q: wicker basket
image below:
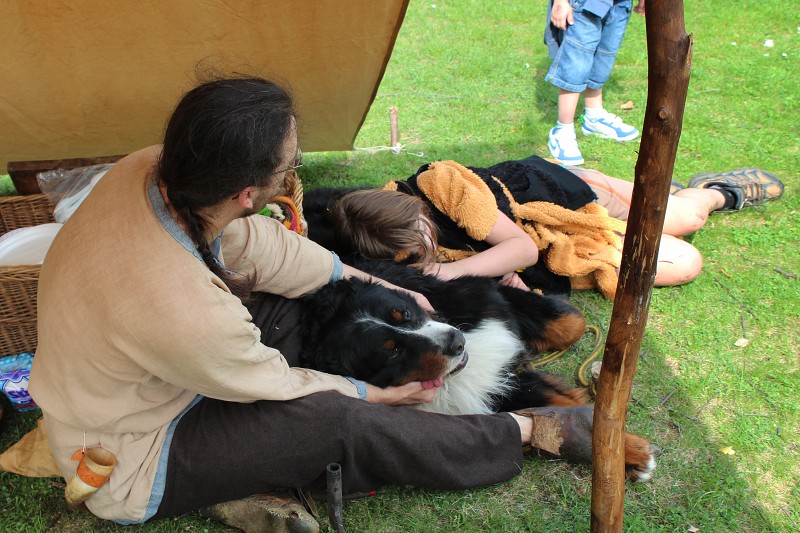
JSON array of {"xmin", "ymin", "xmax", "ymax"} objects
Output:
[
  {"xmin": 0, "ymin": 194, "xmax": 56, "ymax": 356},
  {"xmin": 0, "ymin": 194, "xmax": 55, "ymax": 235}
]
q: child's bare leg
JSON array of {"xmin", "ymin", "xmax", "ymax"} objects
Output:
[
  {"xmin": 666, "ymin": 188, "xmax": 725, "ymax": 235},
  {"xmin": 583, "ymin": 87, "xmax": 602, "ymax": 110},
  {"xmin": 653, "ymin": 235, "xmax": 702, "ymax": 285},
  {"xmin": 567, "ymin": 167, "xmax": 720, "ymax": 285},
  {"xmin": 567, "ymin": 167, "xmax": 726, "ymax": 236},
  {"xmin": 558, "ymin": 89, "xmax": 581, "ymax": 124}
]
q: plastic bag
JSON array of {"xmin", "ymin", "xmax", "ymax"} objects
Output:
[
  {"xmin": 37, "ymin": 164, "xmax": 114, "ymax": 223},
  {"xmin": 0, "ymin": 352, "xmax": 38, "ymax": 412}
]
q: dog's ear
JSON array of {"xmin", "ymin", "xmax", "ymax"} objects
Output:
[
  {"xmin": 316, "ymin": 344, "xmax": 357, "ymax": 378},
  {"xmin": 303, "ymin": 281, "xmax": 349, "ymax": 342},
  {"xmin": 300, "ymin": 284, "xmax": 344, "ymax": 369},
  {"xmin": 302, "ymin": 278, "xmax": 375, "ymax": 344},
  {"xmin": 301, "ymin": 281, "xmax": 366, "ymax": 375}
]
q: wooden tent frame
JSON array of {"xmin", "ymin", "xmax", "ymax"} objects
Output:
[{"xmin": 590, "ymin": 1, "xmax": 693, "ymax": 531}]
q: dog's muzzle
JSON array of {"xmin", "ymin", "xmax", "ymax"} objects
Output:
[{"xmin": 446, "ymin": 351, "xmax": 469, "ymax": 377}]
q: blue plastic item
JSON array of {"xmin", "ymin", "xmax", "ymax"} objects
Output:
[{"xmin": 0, "ymin": 352, "xmax": 38, "ymax": 411}]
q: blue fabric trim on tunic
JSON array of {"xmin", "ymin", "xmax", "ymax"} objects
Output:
[
  {"xmin": 147, "ymin": 172, "xmax": 222, "ymax": 264},
  {"xmin": 115, "ymin": 395, "xmax": 203, "ymax": 524},
  {"xmin": 330, "ymin": 252, "xmax": 344, "ymax": 281},
  {"xmin": 345, "ymin": 377, "xmax": 368, "ymax": 400},
  {"xmin": 121, "ymin": 175, "xmax": 220, "ymax": 524}
]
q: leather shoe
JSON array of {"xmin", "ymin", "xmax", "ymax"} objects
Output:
[{"xmin": 200, "ymin": 491, "xmax": 319, "ymax": 533}]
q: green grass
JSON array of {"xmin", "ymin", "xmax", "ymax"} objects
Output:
[{"xmin": 2, "ymin": 0, "xmax": 799, "ymax": 531}]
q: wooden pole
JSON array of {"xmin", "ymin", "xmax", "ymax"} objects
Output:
[
  {"xmin": 590, "ymin": 2, "xmax": 692, "ymax": 532},
  {"xmin": 390, "ymin": 107, "xmax": 400, "ymax": 149}
]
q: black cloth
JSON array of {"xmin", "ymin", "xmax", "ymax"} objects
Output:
[{"xmin": 152, "ymin": 292, "xmax": 523, "ymax": 519}]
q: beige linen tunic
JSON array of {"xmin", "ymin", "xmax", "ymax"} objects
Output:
[{"xmin": 29, "ymin": 146, "xmax": 358, "ymax": 523}]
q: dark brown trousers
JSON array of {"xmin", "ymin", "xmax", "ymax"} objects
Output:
[{"xmin": 153, "ymin": 293, "xmax": 523, "ymax": 518}]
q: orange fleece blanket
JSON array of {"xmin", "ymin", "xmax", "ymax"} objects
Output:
[{"xmin": 410, "ymin": 160, "xmax": 626, "ymax": 299}]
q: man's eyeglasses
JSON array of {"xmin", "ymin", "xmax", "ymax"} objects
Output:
[{"xmin": 273, "ymin": 147, "xmax": 303, "ymax": 175}]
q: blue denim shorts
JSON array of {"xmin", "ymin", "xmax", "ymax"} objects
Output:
[{"xmin": 545, "ymin": 0, "xmax": 632, "ymax": 93}]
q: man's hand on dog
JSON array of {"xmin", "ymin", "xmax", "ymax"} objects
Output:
[
  {"xmin": 365, "ymin": 381, "xmax": 441, "ymax": 405},
  {"xmin": 343, "ymin": 264, "xmax": 434, "ymax": 312}
]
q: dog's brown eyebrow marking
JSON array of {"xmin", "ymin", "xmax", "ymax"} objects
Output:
[
  {"xmin": 391, "ymin": 309, "xmax": 404, "ymax": 322},
  {"xmin": 383, "ymin": 340, "xmax": 396, "ymax": 351}
]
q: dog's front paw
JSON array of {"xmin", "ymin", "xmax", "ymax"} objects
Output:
[{"xmin": 624, "ymin": 432, "xmax": 657, "ymax": 482}]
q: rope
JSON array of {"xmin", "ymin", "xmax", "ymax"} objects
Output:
[
  {"xmin": 516, "ymin": 324, "xmax": 604, "ymax": 394},
  {"xmin": 354, "ymin": 144, "xmax": 425, "ymax": 157},
  {"xmin": 576, "ymin": 324, "xmax": 603, "ymax": 396}
]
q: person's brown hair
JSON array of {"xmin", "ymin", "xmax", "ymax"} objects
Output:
[
  {"xmin": 158, "ymin": 76, "xmax": 296, "ymax": 300},
  {"xmin": 329, "ymin": 189, "xmax": 439, "ymax": 266}
]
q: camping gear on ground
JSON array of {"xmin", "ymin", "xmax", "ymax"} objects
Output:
[{"xmin": 0, "ymin": 352, "xmax": 37, "ymax": 411}]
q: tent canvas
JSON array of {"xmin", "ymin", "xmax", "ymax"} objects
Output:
[
  {"xmin": 0, "ymin": 0, "xmax": 411, "ymax": 479},
  {"xmin": 0, "ymin": 0, "xmax": 409, "ymax": 170}
]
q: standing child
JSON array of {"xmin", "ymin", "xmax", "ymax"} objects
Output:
[{"xmin": 544, "ymin": 0, "xmax": 640, "ymax": 165}]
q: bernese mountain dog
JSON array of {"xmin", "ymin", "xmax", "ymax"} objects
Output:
[
  {"xmin": 301, "ymin": 259, "xmax": 588, "ymax": 416},
  {"xmin": 300, "ymin": 260, "xmax": 656, "ymax": 481}
]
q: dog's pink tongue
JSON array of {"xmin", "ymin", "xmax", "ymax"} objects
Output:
[{"xmin": 421, "ymin": 378, "xmax": 443, "ymax": 390}]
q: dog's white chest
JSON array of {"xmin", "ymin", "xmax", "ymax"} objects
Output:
[{"xmin": 418, "ymin": 319, "xmax": 523, "ymax": 415}]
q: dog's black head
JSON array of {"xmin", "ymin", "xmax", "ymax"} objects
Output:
[{"xmin": 302, "ymin": 278, "xmax": 468, "ymax": 388}]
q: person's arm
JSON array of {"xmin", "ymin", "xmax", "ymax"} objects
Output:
[
  {"xmin": 551, "ymin": 0, "xmax": 574, "ymax": 30},
  {"xmin": 342, "ymin": 263, "xmax": 434, "ymax": 312},
  {"xmin": 423, "ymin": 210, "xmax": 538, "ymax": 283}
]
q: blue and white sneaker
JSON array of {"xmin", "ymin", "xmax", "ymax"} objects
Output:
[
  {"xmin": 582, "ymin": 112, "xmax": 639, "ymax": 142},
  {"xmin": 547, "ymin": 127, "xmax": 584, "ymax": 165}
]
